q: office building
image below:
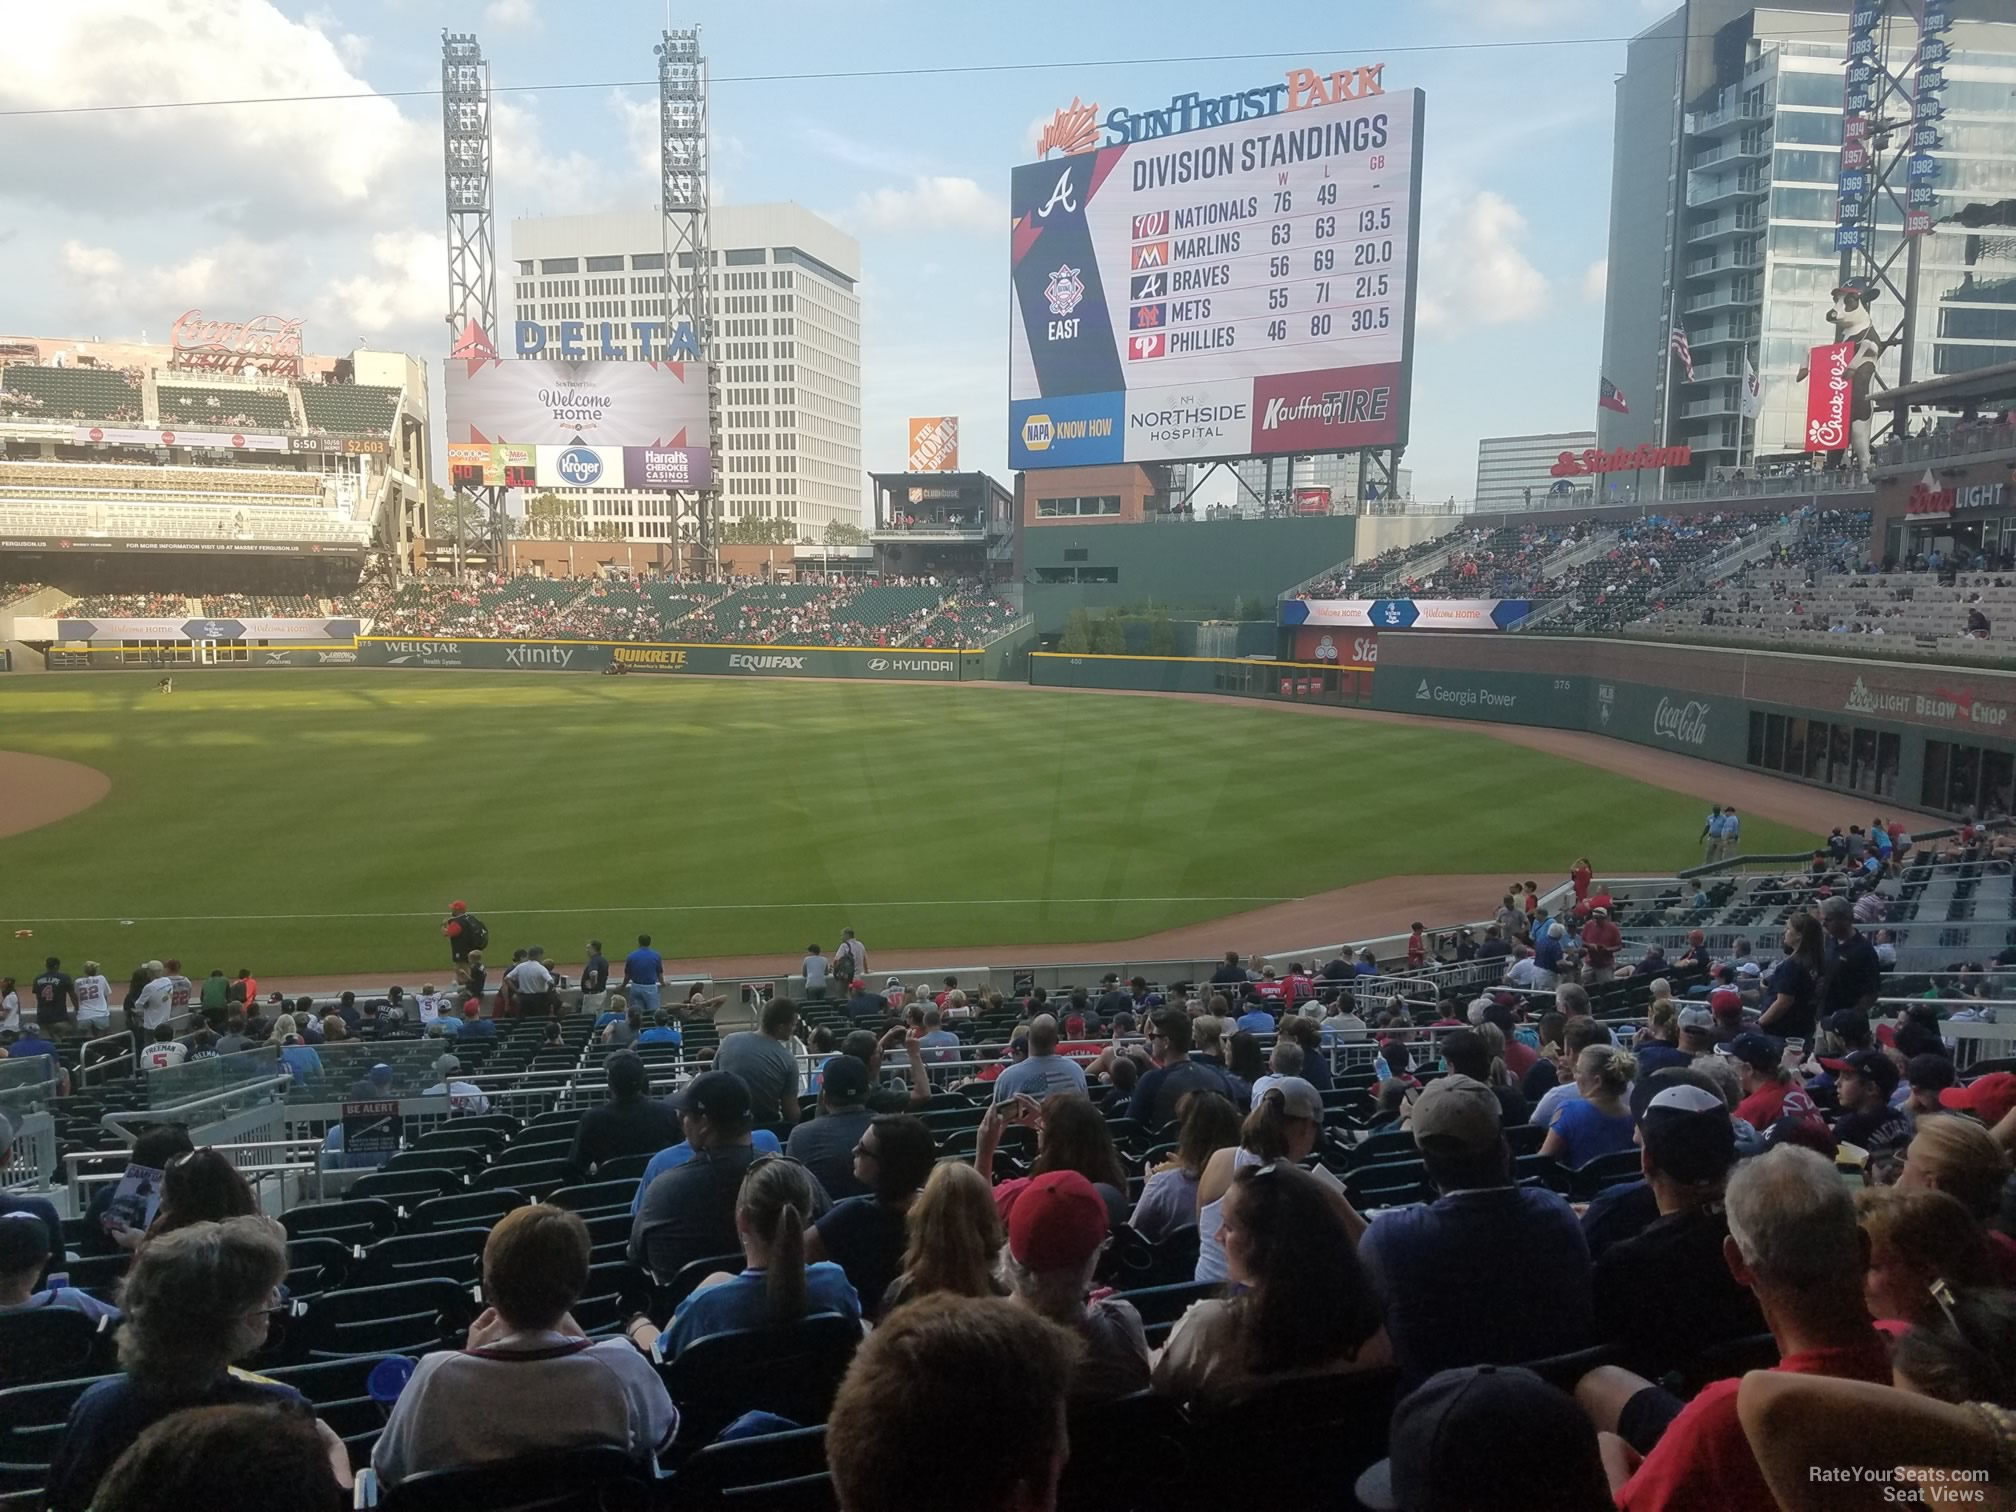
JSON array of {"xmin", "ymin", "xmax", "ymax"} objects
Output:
[
  {"xmin": 1474, "ymin": 431, "xmax": 1596, "ymax": 512},
  {"xmin": 509, "ymin": 205, "xmax": 863, "ymax": 540},
  {"xmin": 1187, "ymin": 454, "xmax": 1413, "ymax": 513},
  {"xmin": 1596, "ymin": 2, "xmax": 2016, "ymax": 475}
]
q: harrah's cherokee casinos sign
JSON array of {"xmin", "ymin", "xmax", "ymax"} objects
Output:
[
  {"xmin": 1805, "ymin": 340, "xmax": 1855, "ymax": 452},
  {"xmin": 1549, "ymin": 444, "xmax": 1691, "ymax": 477}
]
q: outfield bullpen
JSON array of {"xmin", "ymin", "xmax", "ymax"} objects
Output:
[{"xmin": 0, "ymin": 670, "xmax": 1818, "ymax": 978}]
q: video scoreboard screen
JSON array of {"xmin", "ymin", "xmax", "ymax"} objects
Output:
[{"xmin": 1009, "ymin": 87, "xmax": 1422, "ymax": 470}]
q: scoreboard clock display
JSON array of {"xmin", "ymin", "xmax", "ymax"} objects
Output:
[{"xmin": 1009, "ymin": 87, "xmax": 1423, "ymax": 470}]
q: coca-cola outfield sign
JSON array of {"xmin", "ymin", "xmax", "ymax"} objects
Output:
[
  {"xmin": 1804, "ymin": 339, "xmax": 1854, "ymax": 452},
  {"xmin": 1652, "ymin": 696, "xmax": 1712, "ymax": 747},
  {"xmin": 169, "ymin": 309, "xmax": 305, "ymax": 374},
  {"xmin": 1549, "ymin": 444, "xmax": 1691, "ymax": 477}
]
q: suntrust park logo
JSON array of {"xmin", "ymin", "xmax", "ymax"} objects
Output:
[
  {"xmin": 1652, "ymin": 696, "xmax": 1711, "ymax": 747},
  {"xmin": 729, "ymin": 653, "xmax": 806, "ymax": 671}
]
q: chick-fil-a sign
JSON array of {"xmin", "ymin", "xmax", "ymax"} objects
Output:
[{"xmin": 1804, "ymin": 340, "xmax": 1855, "ymax": 452}]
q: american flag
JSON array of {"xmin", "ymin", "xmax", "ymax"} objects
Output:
[
  {"xmin": 1599, "ymin": 377, "xmax": 1630, "ymax": 414},
  {"xmin": 1670, "ymin": 325, "xmax": 1694, "ymax": 382}
]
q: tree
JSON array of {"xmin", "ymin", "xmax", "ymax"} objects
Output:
[
  {"xmin": 718, "ymin": 517, "xmax": 797, "ymax": 545},
  {"xmin": 1091, "ymin": 614, "xmax": 1127, "ymax": 655},
  {"xmin": 524, "ymin": 493, "xmax": 583, "ymax": 540},
  {"xmin": 1148, "ymin": 608, "xmax": 1178, "ymax": 657},
  {"xmin": 427, "ymin": 482, "xmax": 484, "ymax": 543},
  {"xmin": 825, "ymin": 519, "xmax": 870, "ymax": 546},
  {"xmin": 1058, "ymin": 609, "xmax": 1093, "ymax": 655}
]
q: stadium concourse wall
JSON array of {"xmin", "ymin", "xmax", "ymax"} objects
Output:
[{"xmin": 1372, "ymin": 632, "xmax": 2016, "ymax": 815}]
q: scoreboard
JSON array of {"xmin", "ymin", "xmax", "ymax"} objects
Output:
[{"xmin": 1009, "ymin": 87, "xmax": 1422, "ymax": 471}]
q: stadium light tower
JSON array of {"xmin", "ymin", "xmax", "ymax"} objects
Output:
[
  {"xmin": 441, "ymin": 31, "xmax": 504, "ymax": 574},
  {"xmin": 658, "ymin": 27, "xmax": 720, "ymax": 579}
]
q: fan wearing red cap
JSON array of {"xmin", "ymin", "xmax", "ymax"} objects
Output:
[
  {"xmin": 1939, "ymin": 1071, "xmax": 2016, "ymax": 1134},
  {"xmin": 440, "ymin": 900, "xmax": 487, "ymax": 987},
  {"xmin": 998, "ymin": 1171, "xmax": 1149, "ymax": 1401}
]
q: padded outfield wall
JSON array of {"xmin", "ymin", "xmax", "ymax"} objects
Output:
[{"xmin": 1372, "ymin": 633, "xmax": 2016, "ymax": 815}]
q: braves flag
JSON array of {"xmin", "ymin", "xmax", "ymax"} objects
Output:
[
  {"xmin": 1599, "ymin": 377, "xmax": 1630, "ymax": 414},
  {"xmin": 1010, "ymin": 155, "xmax": 1125, "ymax": 399}
]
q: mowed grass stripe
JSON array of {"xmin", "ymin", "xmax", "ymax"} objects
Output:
[{"xmin": 0, "ymin": 670, "xmax": 1816, "ymax": 975}]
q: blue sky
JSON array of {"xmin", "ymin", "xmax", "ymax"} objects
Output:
[{"xmin": 0, "ymin": 0, "xmax": 1673, "ymax": 505}]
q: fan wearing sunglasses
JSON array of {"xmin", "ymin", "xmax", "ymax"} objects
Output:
[{"xmin": 44, "ymin": 1217, "xmax": 350, "ymax": 1512}]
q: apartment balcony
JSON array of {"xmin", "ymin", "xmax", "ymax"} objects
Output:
[
  {"xmin": 1686, "ymin": 97, "xmax": 1769, "ymax": 138},
  {"xmin": 1685, "ymin": 285, "xmax": 1759, "ymax": 315},
  {"xmin": 1690, "ymin": 317, "xmax": 1761, "ymax": 348},
  {"xmin": 1686, "ymin": 170, "xmax": 1771, "ymax": 209},
  {"xmin": 1680, "ymin": 390, "xmax": 1744, "ymax": 419},
  {"xmin": 1687, "ymin": 209, "xmax": 1766, "ymax": 244}
]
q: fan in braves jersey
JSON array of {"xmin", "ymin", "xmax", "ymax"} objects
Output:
[
  {"xmin": 1254, "ymin": 969, "xmax": 1289, "ymax": 1006},
  {"xmin": 31, "ymin": 958, "xmax": 77, "ymax": 1030},
  {"xmin": 1281, "ymin": 963, "xmax": 1316, "ymax": 1005},
  {"xmin": 162, "ymin": 959, "xmax": 195, "ymax": 1019}
]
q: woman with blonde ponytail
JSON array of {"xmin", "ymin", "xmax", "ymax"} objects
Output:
[
  {"xmin": 629, "ymin": 1155, "xmax": 861, "ymax": 1359},
  {"xmin": 1539, "ymin": 1044, "xmax": 1640, "ymax": 1168}
]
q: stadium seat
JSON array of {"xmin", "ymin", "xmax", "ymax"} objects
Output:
[
  {"xmin": 405, "ymin": 1189, "xmax": 528, "ymax": 1233},
  {"xmin": 1178, "ymin": 1366, "xmax": 1400, "ymax": 1505},
  {"xmin": 262, "ymin": 1354, "xmax": 411, "ymax": 1464},
  {"xmin": 369, "ymin": 1445, "xmax": 658, "ymax": 1512},
  {"xmin": 1060, "ymin": 1392, "xmax": 1189, "ymax": 1512},
  {"xmin": 591, "ymin": 1152, "xmax": 654, "ymax": 1183},
  {"xmin": 1098, "ymin": 1226, "xmax": 1200, "ymax": 1291},
  {"xmin": 49, "ymin": 1253, "xmax": 127, "ymax": 1298},
  {"xmin": 474, "ymin": 1159, "xmax": 569, "ymax": 1197},
  {"xmin": 0, "ymin": 1372, "xmax": 115, "ymax": 1497},
  {"xmin": 283, "ymin": 1198, "xmax": 399, "ymax": 1248},
  {"xmin": 658, "ymin": 1252, "xmax": 745, "ymax": 1312},
  {"xmin": 349, "ymin": 1168, "xmax": 465, "ymax": 1204},
  {"xmin": 284, "ymin": 1277, "xmax": 478, "ymax": 1362},
  {"xmin": 1519, "ymin": 1341, "xmax": 1622, "ymax": 1392},
  {"xmin": 384, "ymin": 1147, "xmax": 487, "ymax": 1175},
  {"xmin": 547, "ymin": 1179, "xmax": 639, "ymax": 1214},
  {"xmin": 674, "ymin": 1425, "xmax": 832, "ymax": 1509},
  {"xmin": 661, "ymin": 1313, "xmax": 861, "ymax": 1446},
  {"xmin": 348, "ymin": 1227, "xmax": 492, "ymax": 1289},
  {"xmin": 1573, "ymin": 1148, "xmax": 1649, "ymax": 1200},
  {"xmin": 412, "ymin": 1125, "xmax": 509, "ymax": 1155},
  {"xmin": 285, "ymin": 1235, "xmax": 357, "ymax": 1298},
  {"xmin": 0, "ymin": 1310, "xmax": 112, "ymax": 1388},
  {"xmin": 1669, "ymin": 1331, "xmax": 1779, "ymax": 1397},
  {"xmin": 1504, "ymin": 1122, "xmax": 1548, "ymax": 1157}
]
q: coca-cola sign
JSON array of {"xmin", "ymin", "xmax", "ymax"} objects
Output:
[
  {"xmin": 1804, "ymin": 340, "xmax": 1854, "ymax": 452},
  {"xmin": 169, "ymin": 309, "xmax": 305, "ymax": 375},
  {"xmin": 1652, "ymin": 696, "xmax": 1711, "ymax": 747}
]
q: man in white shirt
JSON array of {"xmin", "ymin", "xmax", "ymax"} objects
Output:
[
  {"xmin": 833, "ymin": 928, "xmax": 867, "ymax": 986},
  {"xmin": 802, "ymin": 944, "xmax": 831, "ymax": 1000},
  {"xmin": 162, "ymin": 959, "xmax": 195, "ymax": 1018},
  {"xmin": 424, "ymin": 1054, "xmax": 492, "ymax": 1114},
  {"xmin": 73, "ymin": 963, "xmax": 113, "ymax": 1031},
  {"xmin": 371, "ymin": 1205, "xmax": 676, "ymax": 1487},
  {"xmin": 140, "ymin": 1024, "xmax": 189, "ymax": 1071},
  {"xmin": 1249, "ymin": 1039, "xmax": 1306, "ymax": 1109},
  {"xmin": 130, "ymin": 961, "xmax": 174, "ymax": 1061},
  {"xmin": 505, "ymin": 948, "xmax": 555, "ymax": 1018}
]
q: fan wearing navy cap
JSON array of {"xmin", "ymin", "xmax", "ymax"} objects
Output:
[
  {"xmin": 1590, "ymin": 1077, "xmax": 1764, "ymax": 1376},
  {"xmin": 1822, "ymin": 1048, "xmax": 1907, "ymax": 1151},
  {"xmin": 628, "ymin": 1070, "xmax": 827, "ymax": 1284},
  {"xmin": 1722, "ymin": 1032, "xmax": 1804, "ymax": 1129},
  {"xmin": 1355, "ymin": 1365, "xmax": 1612, "ymax": 1512}
]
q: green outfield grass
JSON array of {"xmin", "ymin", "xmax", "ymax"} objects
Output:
[{"xmin": 0, "ymin": 671, "xmax": 1817, "ymax": 977}]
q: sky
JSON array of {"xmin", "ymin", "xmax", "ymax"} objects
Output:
[{"xmin": 0, "ymin": 0, "xmax": 1679, "ymax": 509}]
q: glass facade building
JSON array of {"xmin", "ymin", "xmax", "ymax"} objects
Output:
[{"xmin": 1601, "ymin": 4, "xmax": 2016, "ymax": 476}]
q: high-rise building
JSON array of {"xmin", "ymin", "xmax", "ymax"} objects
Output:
[
  {"xmin": 1474, "ymin": 432, "xmax": 1597, "ymax": 512},
  {"xmin": 1187, "ymin": 454, "xmax": 1413, "ymax": 513},
  {"xmin": 1597, "ymin": 2, "xmax": 2016, "ymax": 476},
  {"xmin": 509, "ymin": 205, "xmax": 862, "ymax": 540}
]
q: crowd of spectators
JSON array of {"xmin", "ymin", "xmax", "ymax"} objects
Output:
[{"xmin": 6, "ymin": 826, "xmax": 2016, "ymax": 1510}]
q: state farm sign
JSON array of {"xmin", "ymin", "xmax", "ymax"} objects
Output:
[{"xmin": 1549, "ymin": 444, "xmax": 1691, "ymax": 477}]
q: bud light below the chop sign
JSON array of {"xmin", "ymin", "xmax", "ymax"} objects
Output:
[{"xmin": 557, "ymin": 447, "xmax": 604, "ymax": 485}]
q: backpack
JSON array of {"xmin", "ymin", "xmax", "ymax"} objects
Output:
[{"xmin": 461, "ymin": 915, "xmax": 491, "ymax": 951}]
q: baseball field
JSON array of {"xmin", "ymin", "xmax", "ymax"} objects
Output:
[{"xmin": 0, "ymin": 671, "xmax": 1817, "ymax": 979}]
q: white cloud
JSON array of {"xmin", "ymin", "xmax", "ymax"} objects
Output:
[
  {"xmin": 800, "ymin": 125, "xmax": 929, "ymax": 178},
  {"xmin": 844, "ymin": 176, "xmax": 1005, "ymax": 234},
  {"xmin": 483, "ymin": 0, "xmax": 539, "ymax": 30},
  {"xmin": 318, "ymin": 230, "xmax": 448, "ymax": 336},
  {"xmin": 1582, "ymin": 257, "xmax": 1608, "ymax": 303},
  {"xmin": 0, "ymin": 0, "xmax": 430, "ymax": 222},
  {"xmin": 60, "ymin": 239, "xmax": 285, "ymax": 317},
  {"xmin": 1416, "ymin": 190, "xmax": 1548, "ymax": 330},
  {"xmin": 609, "ymin": 93, "xmax": 660, "ymax": 183}
]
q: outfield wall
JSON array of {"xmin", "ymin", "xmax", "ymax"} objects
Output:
[
  {"xmin": 1375, "ymin": 633, "xmax": 2016, "ymax": 814},
  {"xmin": 1031, "ymin": 651, "xmax": 1374, "ymax": 705}
]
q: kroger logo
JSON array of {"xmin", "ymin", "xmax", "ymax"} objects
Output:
[{"xmin": 555, "ymin": 447, "xmax": 605, "ymax": 485}]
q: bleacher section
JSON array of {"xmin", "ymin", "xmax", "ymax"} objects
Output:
[
  {"xmin": 0, "ymin": 461, "xmax": 326, "ymax": 504},
  {"xmin": 0, "ymin": 363, "xmax": 143, "ymax": 423},
  {"xmin": 298, "ymin": 384, "xmax": 400, "ymax": 436},
  {"xmin": 156, "ymin": 384, "xmax": 295, "ymax": 432},
  {"xmin": 905, "ymin": 587, "xmax": 1019, "ymax": 648}
]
